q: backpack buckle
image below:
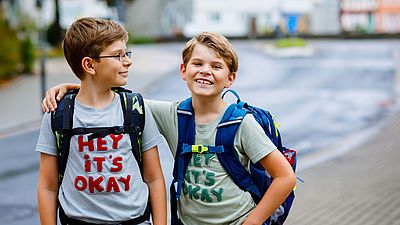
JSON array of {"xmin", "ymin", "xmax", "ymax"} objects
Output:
[
  {"xmin": 113, "ymin": 126, "xmax": 125, "ymax": 134},
  {"xmin": 191, "ymin": 144, "xmax": 208, "ymax": 154}
]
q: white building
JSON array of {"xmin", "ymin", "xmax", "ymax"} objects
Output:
[
  {"xmin": 179, "ymin": 0, "xmax": 280, "ymax": 37},
  {"xmin": 125, "ymin": 0, "xmax": 168, "ymax": 38},
  {"xmin": 59, "ymin": 0, "xmax": 118, "ymax": 29},
  {"xmin": 124, "ymin": 0, "xmax": 280, "ymax": 38},
  {"xmin": 310, "ymin": 0, "xmax": 341, "ymax": 35},
  {"xmin": 2, "ymin": 0, "xmax": 116, "ymax": 30},
  {"xmin": 3, "ymin": 0, "xmax": 343, "ymax": 40},
  {"xmin": 161, "ymin": 0, "xmax": 340, "ymax": 38}
]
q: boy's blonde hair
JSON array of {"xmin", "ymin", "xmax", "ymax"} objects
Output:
[
  {"xmin": 182, "ymin": 32, "xmax": 238, "ymax": 73},
  {"xmin": 63, "ymin": 17, "xmax": 128, "ymax": 79}
]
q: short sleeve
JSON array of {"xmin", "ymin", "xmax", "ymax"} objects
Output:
[
  {"xmin": 36, "ymin": 112, "xmax": 58, "ymax": 156},
  {"xmin": 234, "ymin": 114, "xmax": 277, "ymax": 163}
]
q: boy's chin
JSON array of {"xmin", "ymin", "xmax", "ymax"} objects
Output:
[
  {"xmin": 190, "ymin": 88, "xmax": 222, "ymax": 98},
  {"xmin": 115, "ymin": 79, "xmax": 128, "ymax": 87}
]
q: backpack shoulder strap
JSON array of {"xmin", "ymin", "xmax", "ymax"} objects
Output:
[
  {"xmin": 215, "ymin": 103, "xmax": 262, "ymax": 202},
  {"xmin": 51, "ymin": 92, "xmax": 77, "ymax": 185},
  {"xmin": 221, "ymin": 90, "xmax": 297, "ymax": 224},
  {"xmin": 250, "ymin": 106, "xmax": 280, "ymax": 149},
  {"xmin": 176, "ymin": 97, "xmax": 195, "ymax": 148},
  {"xmin": 116, "ymin": 89, "xmax": 145, "ymax": 170},
  {"xmin": 173, "ymin": 97, "xmax": 195, "ymax": 194},
  {"xmin": 170, "ymin": 97, "xmax": 195, "ymax": 225}
]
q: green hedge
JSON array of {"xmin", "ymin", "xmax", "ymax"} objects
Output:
[
  {"xmin": 0, "ymin": 14, "xmax": 37, "ymax": 79},
  {"xmin": 0, "ymin": 24, "xmax": 20, "ymax": 79},
  {"xmin": 128, "ymin": 34, "xmax": 156, "ymax": 44}
]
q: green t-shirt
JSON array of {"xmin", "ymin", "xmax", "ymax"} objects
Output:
[{"xmin": 146, "ymin": 99, "xmax": 277, "ymax": 225}]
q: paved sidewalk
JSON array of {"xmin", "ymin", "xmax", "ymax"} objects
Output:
[{"xmin": 286, "ymin": 110, "xmax": 400, "ymax": 225}]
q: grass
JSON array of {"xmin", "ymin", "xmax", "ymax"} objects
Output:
[{"xmin": 275, "ymin": 38, "xmax": 307, "ymax": 48}]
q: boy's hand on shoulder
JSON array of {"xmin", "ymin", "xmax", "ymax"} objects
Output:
[
  {"xmin": 41, "ymin": 84, "xmax": 66, "ymax": 112},
  {"xmin": 41, "ymin": 83, "xmax": 79, "ymax": 112}
]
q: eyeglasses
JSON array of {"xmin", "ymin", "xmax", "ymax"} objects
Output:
[{"xmin": 94, "ymin": 51, "xmax": 132, "ymax": 61}]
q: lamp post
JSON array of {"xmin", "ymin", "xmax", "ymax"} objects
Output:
[{"xmin": 36, "ymin": 0, "xmax": 46, "ymax": 103}]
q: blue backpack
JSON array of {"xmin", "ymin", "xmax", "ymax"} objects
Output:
[{"xmin": 170, "ymin": 89, "xmax": 297, "ymax": 225}]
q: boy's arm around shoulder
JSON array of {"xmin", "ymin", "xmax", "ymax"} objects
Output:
[
  {"xmin": 142, "ymin": 146, "xmax": 167, "ymax": 225},
  {"xmin": 144, "ymin": 99, "xmax": 178, "ymax": 129},
  {"xmin": 144, "ymin": 99, "xmax": 180, "ymax": 150},
  {"xmin": 243, "ymin": 150, "xmax": 296, "ymax": 225},
  {"xmin": 42, "ymin": 83, "xmax": 80, "ymax": 113}
]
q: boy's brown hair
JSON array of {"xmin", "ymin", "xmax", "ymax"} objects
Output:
[
  {"xmin": 63, "ymin": 17, "xmax": 128, "ymax": 79},
  {"xmin": 182, "ymin": 32, "xmax": 238, "ymax": 73}
]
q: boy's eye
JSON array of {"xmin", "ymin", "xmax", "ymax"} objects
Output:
[
  {"xmin": 95, "ymin": 51, "xmax": 132, "ymax": 61},
  {"xmin": 213, "ymin": 65, "xmax": 222, "ymax": 69},
  {"xmin": 121, "ymin": 51, "xmax": 132, "ymax": 59}
]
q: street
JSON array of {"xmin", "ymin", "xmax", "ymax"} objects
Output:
[
  {"xmin": 146, "ymin": 39, "xmax": 400, "ymax": 155},
  {"xmin": 0, "ymin": 39, "xmax": 399, "ymax": 225}
]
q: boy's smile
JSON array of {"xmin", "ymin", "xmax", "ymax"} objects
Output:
[
  {"xmin": 181, "ymin": 44, "xmax": 235, "ymax": 99},
  {"xmin": 118, "ymin": 70, "xmax": 129, "ymax": 78},
  {"xmin": 195, "ymin": 76, "xmax": 213, "ymax": 85}
]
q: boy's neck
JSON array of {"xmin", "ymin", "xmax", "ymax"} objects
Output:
[
  {"xmin": 76, "ymin": 82, "xmax": 115, "ymax": 109},
  {"xmin": 191, "ymin": 95, "xmax": 227, "ymax": 125}
]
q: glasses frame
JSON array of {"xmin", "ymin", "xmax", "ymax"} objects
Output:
[{"xmin": 94, "ymin": 51, "xmax": 132, "ymax": 61}]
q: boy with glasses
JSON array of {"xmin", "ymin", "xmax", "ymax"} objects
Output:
[{"xmin": 36, "ymin": 17, "xmax": 167, "ymax": 225}]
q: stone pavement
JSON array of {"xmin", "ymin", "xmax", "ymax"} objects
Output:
[{"xmin": 285, "ymin": 110, "xmax": 400, "ymax": 225}]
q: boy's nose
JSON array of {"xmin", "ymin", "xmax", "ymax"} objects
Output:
[
  {"xmin": 199, "ymin": 68, "xmax": 211, "ymax": 75},
  {"xmin": 199, "ymin": 70, "xmax": 211, "ymax": 75},
  {"xmin": 124, "ymin": 58, "xmax": 132, "ymax": 67}
]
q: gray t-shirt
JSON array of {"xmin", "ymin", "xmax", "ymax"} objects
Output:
[
  {"xmin": 146, "ymin": 99, "xmax": 277, "ymax": 225},
  {"xmin": 36, "ymin": 95, "xmax": 163, "ymax": 224}
]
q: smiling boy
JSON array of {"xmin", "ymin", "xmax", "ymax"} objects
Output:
[{"xmin": 36, "ymin": 17, "xmax": 166, "ymax": 225}]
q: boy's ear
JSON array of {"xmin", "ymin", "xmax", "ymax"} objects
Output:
[
  {"xmin": 180, "ymin": 63, "xmax": 187, "ymax": 81},
  {"xmin": 225, "ymin": 72, "xmax": 236, "ymax": 88},
  {"xmin": 82, "ymin": 57, "xmax": 96, "ymax": 75}
]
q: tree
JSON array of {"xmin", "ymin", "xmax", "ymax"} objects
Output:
[
  {"xmin": 46, "ymin": 0, "xmax": 63, "ymax": 47},
  {"xmin": 0, "ymin": 3, "xmax": 21, "ymax": 78}
]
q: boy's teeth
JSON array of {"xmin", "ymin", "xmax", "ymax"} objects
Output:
[{"xmin": 197, "ymin": 79, "xmax": 211, "ymax": 84}]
